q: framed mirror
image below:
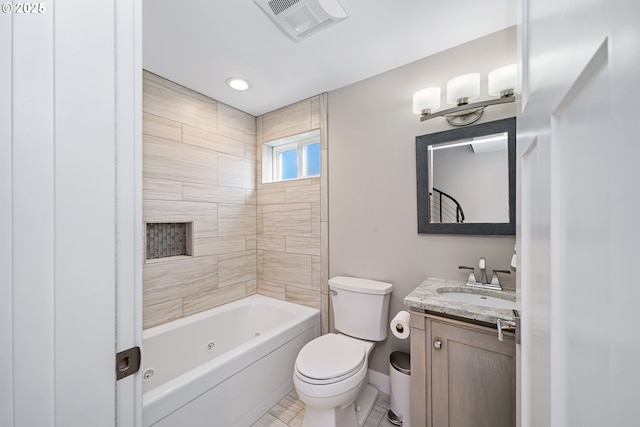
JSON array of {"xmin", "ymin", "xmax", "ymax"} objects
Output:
[{"xmin": 416, "ymin": 117, "xmax": 515, "ymax": 235}]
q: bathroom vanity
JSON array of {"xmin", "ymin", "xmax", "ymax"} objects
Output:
[{"xmin": 404, "ymin": 278, "xmax": 516, "ymax": 427}]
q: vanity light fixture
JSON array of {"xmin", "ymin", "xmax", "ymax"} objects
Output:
[
  {"xmin": 226, "ymin": 77, "xmax": 251, "ymax": 91},
  {"xmin": 412, "ymin": 87, "xmax": 441, "ymax": 116},
  {"xmin": 413, "ymin": 64, "xmax": 516, "ymax": 127}
]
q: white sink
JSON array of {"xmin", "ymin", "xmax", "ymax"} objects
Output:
[{"xmin": 438, "ymin": 291, "xmax": 516, "ymax": 310}]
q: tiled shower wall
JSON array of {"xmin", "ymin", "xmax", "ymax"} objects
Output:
[
  {"xmin": 256, "ymin": 95, "xmax": 329, "ymax": 333},
  {"xmin": 143, "ymin": 71, "xmax": 257, "ymax": 329},
  {"xmin": 143, "ymin": 71, "xmax": 329, "ymax": 332}
]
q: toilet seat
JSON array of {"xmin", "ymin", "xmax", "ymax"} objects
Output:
[{"xmin": 295, "ymin": 334, "xmax": 366, "ymax": 385}]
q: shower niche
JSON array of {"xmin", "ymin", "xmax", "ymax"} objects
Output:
[{"xmin": 145, "ymin": 222, "xmax": 193, "ymax": 261}]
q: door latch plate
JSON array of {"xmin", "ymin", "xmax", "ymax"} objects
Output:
[{"xmin": 116, "ymin": 346, "xmax": 141, "ymax": 380}]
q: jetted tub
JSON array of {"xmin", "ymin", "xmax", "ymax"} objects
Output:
[{"xmin": 142, "ymin": 294, "xmax": 321, "ymax": 427}]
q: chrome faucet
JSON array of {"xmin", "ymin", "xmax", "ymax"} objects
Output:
[
  {"xmin": 458, "ymin": 265, "xmax": 476, "ymax": 284},
  {"xmin": 459, "ymin": 257, "xmax": 510, "ymax": 291},
  {"xmin": 491, "ymin": 269, "xmax": 511, "ymax": 289},
  {"xmin": 478, "ymin": 257, "xmax": 488, "ymax": 285}
]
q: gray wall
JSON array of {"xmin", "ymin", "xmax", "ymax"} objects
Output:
[{"xmin": 328, "ymin": 27, "xmax": 517, "ymax": 375}]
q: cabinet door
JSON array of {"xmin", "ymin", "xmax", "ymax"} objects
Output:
[{"xmin": 431, "ymin": 321, "xmax": 515, "ymax": 427}]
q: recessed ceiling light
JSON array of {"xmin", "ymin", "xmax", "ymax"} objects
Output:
[{"xmin": 226, "ymin": 77, "xmax": 251, "ymax": 91}]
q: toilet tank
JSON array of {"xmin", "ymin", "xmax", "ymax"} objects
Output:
[{"xmin": 329, "ymin": 276, "xmax": 393, "ymax": 341}]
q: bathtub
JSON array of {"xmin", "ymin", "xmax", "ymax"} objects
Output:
[{"xmin": 142, "ymin": 294, "xmax": 321, "ymax": 427}]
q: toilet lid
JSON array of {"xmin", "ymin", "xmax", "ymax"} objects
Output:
[{"xmin": 296, "ymin": 334, "xmax": 366, "ymax": 383}]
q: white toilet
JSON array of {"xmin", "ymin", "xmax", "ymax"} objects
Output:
[{"xmin": 293, "ymin": 276, "xmax": 393, "ymax": 427}]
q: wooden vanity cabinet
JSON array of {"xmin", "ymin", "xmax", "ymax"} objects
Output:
[{"xmin": 409, "ymin": 312, "xmax": 516, "ymax": 427}]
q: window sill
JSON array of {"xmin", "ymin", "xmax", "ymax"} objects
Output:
[{"xmin": 262, "ymin": 174, "xmax": 320, "ymax": 185}]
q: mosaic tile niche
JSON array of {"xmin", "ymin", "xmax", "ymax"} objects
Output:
[{"xmin": 146, "ymin": 222, "xmax": 192, "ymax": 260}]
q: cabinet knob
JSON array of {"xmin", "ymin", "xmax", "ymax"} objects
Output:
[{"xmin": 433, "ymin": 340, "xmax": 442, "ymax": 349}]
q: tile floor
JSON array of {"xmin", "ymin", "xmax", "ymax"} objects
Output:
[{"xmin": 251, "ymin": 388, "xmax": 397, "ymax": 427}]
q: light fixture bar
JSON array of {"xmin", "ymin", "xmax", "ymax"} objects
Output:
[
  {"xmin": 420, "ymin": 95, "xmax": 515, "ymax": 122},
  {"xmin": 414, "ymin": 64, "xmax": 517, "ymax": 126}
]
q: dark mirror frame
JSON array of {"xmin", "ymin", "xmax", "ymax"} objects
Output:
[{"xmin": 416, "ymin": 117, "xmax": 516, "ymax": 235}]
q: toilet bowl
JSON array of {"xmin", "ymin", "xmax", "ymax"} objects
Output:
[
  {"xmin": 293, "ymin": 276, "xmax": 393, "ymax": 427},
  {"xmin": 293, "ymin": 334, "xmax": 375, "ymax": 427}
]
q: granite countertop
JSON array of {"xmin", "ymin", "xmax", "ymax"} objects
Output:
[{"xmin": 404, "ymin": 277, "xmax": 517, "ymax": 324}]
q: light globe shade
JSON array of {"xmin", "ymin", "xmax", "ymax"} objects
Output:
[
  {"xmin": 488, "ymin": 64, "xmax": 517, "ymax": 96},
  {"xmin": 413, "ymin": 87, "xmax": 441, "ymax": 114},
  {"xmin": 446, "ymin": 73, "xmax": 480, "ymax": 105}
]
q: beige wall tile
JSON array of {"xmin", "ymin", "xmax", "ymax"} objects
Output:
[
  {"xmin": 144, "ymin": 199, "xmax": 217, "ymax": 238},
  {"xmin": 245, "ymin": 140, "xmax": 257, "ymax": 160},
  {"xmin": 183, "ymin": 182, "xmax": 247, "ymax": 204},
  {"xmin": 245, "ymin": 189, "xmax": 257, "ymax": 205},
  {"xmin": 286, "ymin": 236, "xmax": 320, "ymax": 256},
  {"xmin": 257, "ymin": 280, "xmax": 286, "ymax": 300},
  {"xmin": 217, "ymin": 102, "xmax": 256, "ymax": 145},
  {"xmin": 218, "ymin": 204, "xmax": 257, "ymax": 236},
  {"xmin": 257, "ymin": 187, "xmax": 286, "ymax": 205},
  {"xmin": 311, "ymin": 95, "xmax": 320, "ymax": 130},
  {"xmin": 143, "ymin": 112, "xmax": 182, "ymax": 142},
  {"xmin": 256, "ymin": 205, "xmax": 263, "ymax": 234},
  {"xmin": 144, "ymin": 299, "xmax": 183, "ymax": 329},
  {"xmin": 312, "ymin": 255, "xmax": 321, "ymax": 292},
  {"xmin": 256, "ymin": 146, "xmax": 263, "ymax": 190},
  {"xmin": 256, "ymin": 116, "xmax": 263, "ymax": 144},
  {"xmin": 143, "ymin": 73, "xmax": 331, "ymax": 328},
  {"xmin": 257, "ymin": 235, "xmax": 286, "ymax": 252},
  {"xmin": 262, "ymin": 203, "xmax": 311, "ymax": 236},
  {"xmin": 143, "ymin": 71, "xmax": 218, "ymax": 133},
  {"xmin": 257, "ymin": 250, "xmax": 264, "ymax": 280},
  {"xmin": 143, "ymin": 72, "xmax": 263, "ymax": 328},
  {"xmin": 194, "ymin": 236, "xmax": 246, "ymax": 256},
  {"xmin": 285, "ymin": 185, "xmax": 320, "ymax": 204},
  {"xmin": 285, "ymin": 286, "xmax": 321, "ymax": 311},
  {"xmin": 218, "ymin": 153, "xmax": 254, "ymax": 189},
  {"xmin": 144, "ymin": 279, "xmax": 212, "ymax": 310},
  {"xmin": 311, "ymin": 202, "xmax": 321, "ymax": 238},
  {"xmin": 143, "ymin": 177, "xmax": 183, "ymax": 201},
  {"xmin": 261, "ymin": 178, "xmax": 315, "ymax": 189},
  {"xmin": 262, "ymin": 98, "xmax": 311, "ymax": 142},
  {"xmin": 218, "ymin": 250, "xmax": 257, "ymax": 287},
  {"xmin": 321, "ymin": 148, "xmax": 328, "ymax": 222},
  {"xmin": 319, "ymin": 93, "xmax": 328, "ymax": 150},
  {"xmin": 182, "ymin": 125, "xmax": 246, "ymax": 157},
  {"xmin": 144, "ymin": 134, "xmax": 218, "ymax": 184},
  {"xmin": 263, "ymin": 251, "xmax": 312, "ymax": 289},
  {"xmin": 254, "ymin": 93, "xmax": 328, "ymax": 322},
  {"xmin": 143, "ymin": 255, "xmax": 217, "ymax": 307},
  {"xmin": 182, "ymin": 282, "xmax": 247, "ymax": 317},
  {"xmin": 246, "ymin": 235, "xmax": 257, "ymax": 251},
  {"xmin": 246, "ymin": 279, "xmax": 258, "ymax": 295}
]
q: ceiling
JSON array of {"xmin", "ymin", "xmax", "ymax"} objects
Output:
[{"xmin": 143, "ymin": 0, "xmax": 516, "ymax": 117}]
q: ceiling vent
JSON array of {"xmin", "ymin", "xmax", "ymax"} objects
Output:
[{"xmin": 254, "ymin": 0, "xmax": 349, "ymax": 42}]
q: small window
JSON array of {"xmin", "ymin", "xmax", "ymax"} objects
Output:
[{"xmin": 262, "ymin": 129, "xmax": 321, "ymax": 183}]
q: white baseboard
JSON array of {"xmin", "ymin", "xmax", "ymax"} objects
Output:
[{"xmin": 368, "ymin": 368, "xmax": 390, "ymax": 395}]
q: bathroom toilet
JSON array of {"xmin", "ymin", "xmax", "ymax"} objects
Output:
[{"xmin": 293, "ymin": 276, "xmax": 393, "ymax": 427}]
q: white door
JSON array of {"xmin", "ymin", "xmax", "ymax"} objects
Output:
[
  {"xmin": 518, "ymin": 0, "xmax": 640, "ymax": 425},
  {"xmin": 0, "ymin": 1, "xmax": 142, "ymax": 426}
]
